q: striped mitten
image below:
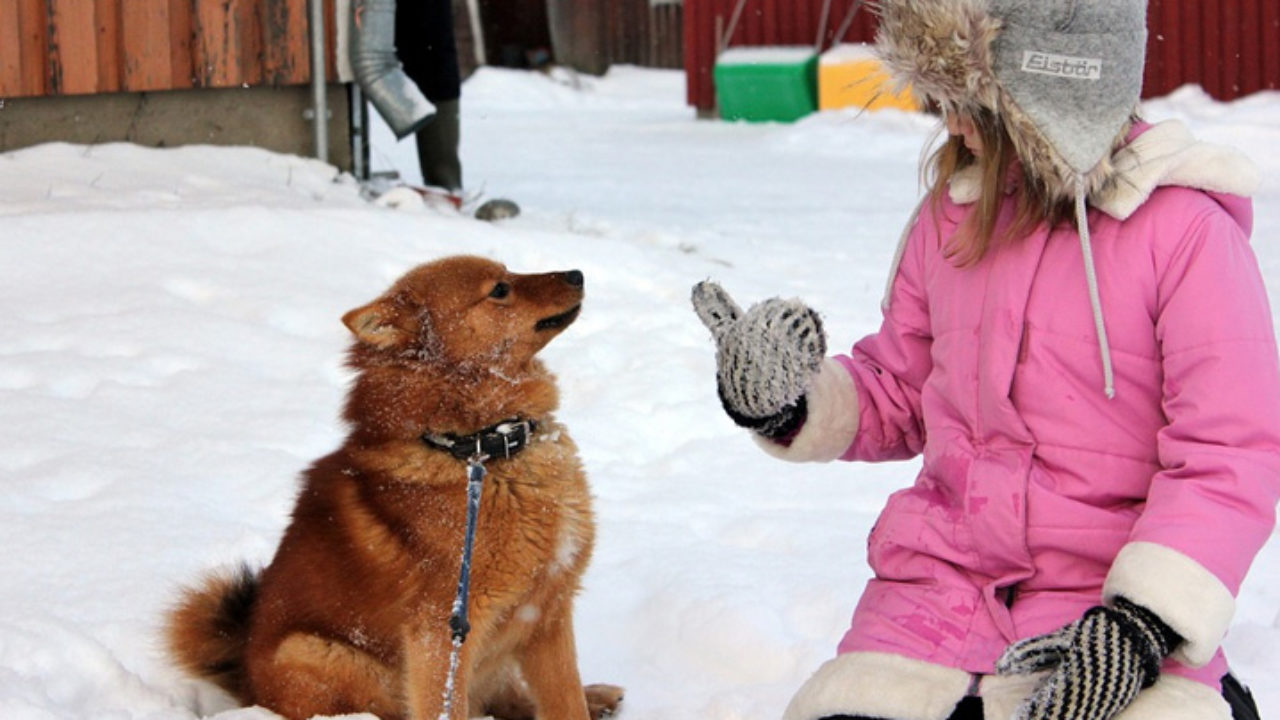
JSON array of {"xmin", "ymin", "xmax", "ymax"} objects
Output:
[
  {"xmin": 691, "ymin": 281, "xmax": 826, "ymax": 439},
  {"xmin": 997, "ymin": 597, "xmax": 1181, "ymax": 720}
]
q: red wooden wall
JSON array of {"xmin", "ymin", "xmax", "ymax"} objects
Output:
[
  {"xmin": 0, "ymin": 0, "xmax": 337, "ymax": 99},
  {"xmin": 685, "ymin": 0, "xmax": 1280, "ymax": 113}
]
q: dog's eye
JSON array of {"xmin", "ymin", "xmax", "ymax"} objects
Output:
[{"xmin": 489, "ymin": 282, "xmax": 512, "ymax": 300}]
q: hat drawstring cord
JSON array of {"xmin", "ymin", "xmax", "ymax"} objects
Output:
[{"xmin": 1075, "ymin": 174, "xmax": 1116, "ymax": 399}]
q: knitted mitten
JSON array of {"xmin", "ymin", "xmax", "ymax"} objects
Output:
[
  {"xmin": 997, "ymin": 597, "xmax": 1182, "ymax": 720},
  {"xmin": 691, "ymin": 281, "xmax": 826, "ymax": 439}
]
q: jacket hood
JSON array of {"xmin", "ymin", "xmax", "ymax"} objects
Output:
[
  {"xmin": 875, "ymin": 0, "xmax": 1148, "ymax": 203},
  {"xmin": 947, "ymin": 119, "xmax": 1260, "ymax": 230},
  {"xmin": 1098, "ymin": 120, "xmax": 1258, "ymax": 231}
]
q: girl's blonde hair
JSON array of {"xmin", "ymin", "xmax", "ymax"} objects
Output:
[{"xmin": 925, "ymin": 106, "xmax": 1073, "ymax": 266}]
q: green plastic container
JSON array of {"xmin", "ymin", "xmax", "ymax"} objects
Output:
[{"xmin": 714, "ymin": 46, "xmax": 818, "ymax": 122}]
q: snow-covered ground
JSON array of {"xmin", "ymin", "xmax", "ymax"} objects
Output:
[{"xmin": 2, "ymin": 66, "xmax": 1279, "ymax": 720}]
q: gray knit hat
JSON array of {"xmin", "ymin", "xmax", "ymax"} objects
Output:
[{"xmin": 875, "ymin": 0, "xmax": 1149, "ymax": 199}]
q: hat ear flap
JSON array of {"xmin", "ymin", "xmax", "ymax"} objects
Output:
[
  {"xmin": 342, "ymin": 299, "xmax": 411, "ymax": 350},
  {"xmin": 875, "ymin": 0, "xmax": 1003, "ymax": 112}
]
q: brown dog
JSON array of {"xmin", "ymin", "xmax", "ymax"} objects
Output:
[{"xmin": 166, "ymin": 255, "xmax": 622, "ymax": 720}]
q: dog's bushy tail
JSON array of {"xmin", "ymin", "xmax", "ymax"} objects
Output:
[{"xmin": 166, "ymin": 564, "xmax": 259, "ymax": 702}]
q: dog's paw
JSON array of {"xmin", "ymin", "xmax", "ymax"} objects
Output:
[{"xmin": 585, "ymin": 683, "xmax": 625, "ymax": 719}]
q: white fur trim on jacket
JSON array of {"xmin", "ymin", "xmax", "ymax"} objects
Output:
[
  {"xmin": 977, "ymin": 673, "xmax": 1050, "ymax": 720},
  {"xmin": 753, "ymin": 358, "xmax": 859, "ymax": 463},
  {"xmin": 1102, "ymin": 541, "xmax": 1236, "ymax": 668},
  {"xmin": 785, "ymin": 652, "xmax": 1230, "ymax": 720},
  {"xmin": 783, "ymin": 651, "xmax": 971, "ymax": 720},
  {"xmin": 982, "ymin": 672, "xmax": 1232, "ymax": 720},
  {"xmin": 1113, "ymin": 674, "xmax": 1232, "ymax": 720},
  {"xmin": 1094, "ymin": 119, "xmax": 1260, "ymax": 220},
  {"xmin": 947, "ymin": 119, "xmax": 1260, "ymax": 217}
]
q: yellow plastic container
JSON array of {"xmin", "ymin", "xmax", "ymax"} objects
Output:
[{"xmin": 818, "ymin": 43, "xmax": 918, "ymax": 113}]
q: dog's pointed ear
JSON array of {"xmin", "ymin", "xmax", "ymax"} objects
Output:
[{"xmin": 342, "ymin": 299, "xmax": 409, "ymax": 349}]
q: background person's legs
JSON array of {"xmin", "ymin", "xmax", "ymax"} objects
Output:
[
  {"xmin": 414, "ymin": 98, "xmax": 461, "ymax": 191},
  {"xmin": 395, "ymin": 0, "xmax": 462, "ymax": 190}
]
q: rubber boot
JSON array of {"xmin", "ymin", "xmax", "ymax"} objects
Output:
[{"xmin": 414, "ymin": 98, "xmax": 462, "ymax": 192}]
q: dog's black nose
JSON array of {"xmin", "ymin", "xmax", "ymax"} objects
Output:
[{"xmin": 563, "ymin": 270, "xmax": 584, "ymax": 288}]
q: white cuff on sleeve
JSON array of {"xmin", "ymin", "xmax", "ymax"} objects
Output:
[
  {"xmin": 752, "ymin": 358, "xmax": 859, "ymax": 463},
  {"xmin": 1103, "ymin": 541, "xmax": 1236, "ymax": 668}
]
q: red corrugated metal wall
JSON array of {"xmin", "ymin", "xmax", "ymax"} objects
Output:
[
  {"xmin": 684, "ymin": 0, "xmax": 876, "ymax": 111},
  {"xmin": 1145, "ymin": 0, "xmax": 1280, "ymax": 99},
  {"xmin": 685, "ymin": 0, "xmax": 1280, "ymax": 114}
]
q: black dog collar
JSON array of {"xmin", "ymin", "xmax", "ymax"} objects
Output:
[{"xmin": 422, "ymin": 418, "xmax": 538, "ymax": 461}]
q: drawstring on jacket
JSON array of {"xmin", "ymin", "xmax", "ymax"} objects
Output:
[
  {"xmin": 881, "ymin": 198, "xmax": 926, "ymax": 313},
  {"xmin": 1074, "ymin": 174, "xmax": 1116, "ymax": 399}
]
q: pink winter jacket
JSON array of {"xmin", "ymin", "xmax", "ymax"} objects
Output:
[{"xmin": 772, "ymin": 120, "xmax": 1280, "ymax": 714}]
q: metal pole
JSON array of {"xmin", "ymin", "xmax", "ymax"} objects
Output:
[
  {"xmin": 719, "ymin": 0, "xmax": 750, "ymax": 54},
  {"xmin": 831, "ymin": 0, "xmax": 868, "ymax": 48},
  {"xmin": 309, "ymin": 0, "xmax": 330, "ymax": 163},
  {"xmin": 350, "ymin": 84, "xmax": 367, "ymax": 180},
  {"xmin": 465, "ymin": 0, "xmax": 487, "ymax": 67},
  {"xmin": 815, "ymin": 0, "xmax": 833, "ymax": 52}
]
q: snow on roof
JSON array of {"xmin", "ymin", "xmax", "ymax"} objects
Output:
[
  {"xmin": 820, "ymin": 42, "xmax": 881, "ymax": 65},
  {"xmin": 716, "ymin": 46, "xmax": 816, "ymax": 66}
]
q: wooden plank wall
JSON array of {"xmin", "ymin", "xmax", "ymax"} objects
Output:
[
  {"xmin": 602, "ymin": 0, "xmax": 683, "ymax": 70},
  {"xmin": 684, "ymin": 0, "xmax": 1280, "ymax": 113},
  {"xmin": 647, "ymin": 2, "xmax": 684, "ymax": 69},
  {"xmin": 0, "ymin": 0, "xmax": 330, "ymax": 98},
  {"xmin": 548, "ymin": 0, "xmax": 684, "ymax": 76}
]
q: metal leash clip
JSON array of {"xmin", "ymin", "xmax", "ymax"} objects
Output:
[{"xmin": 490, "ymin": 419, "xmax": 532, "ymax": 459}]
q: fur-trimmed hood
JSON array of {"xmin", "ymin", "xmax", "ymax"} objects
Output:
[
  {"xmin": 875, "ymin": 0, "xmax": 1149, "ymax": 201},
  {"xmin": 947, "ymin": 119, "xmax": 1262, "ymax": 225}
]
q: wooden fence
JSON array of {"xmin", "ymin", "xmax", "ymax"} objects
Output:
[
  {"xmin": 549, "ymin": 0, "xmax": 683, "ymax": 76},
  {"xmin": 0, "ymin": 0, "xmax": 337, "ymax": 99}
]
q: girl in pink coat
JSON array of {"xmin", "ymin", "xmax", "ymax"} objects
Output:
[{"xmin": 693, "ymin": 2, "xmax": 1280, "ymax": 720}]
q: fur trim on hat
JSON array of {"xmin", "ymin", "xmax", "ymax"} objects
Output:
[
  {"xmin": 874, "ymin": 0, "xmax": 1139, "ymax": 202},
  {"xmin": 875, "ymin": 0, "xmax": 1003, "ymax": 115}
]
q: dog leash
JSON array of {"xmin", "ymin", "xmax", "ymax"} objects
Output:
[
  {"xmin": 430, "ymin": 419, "xmax": 537, "ymax": 720},
  {"xmin": 439, "ymin": 455, "xmax": 486, "ymax": 720}
]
